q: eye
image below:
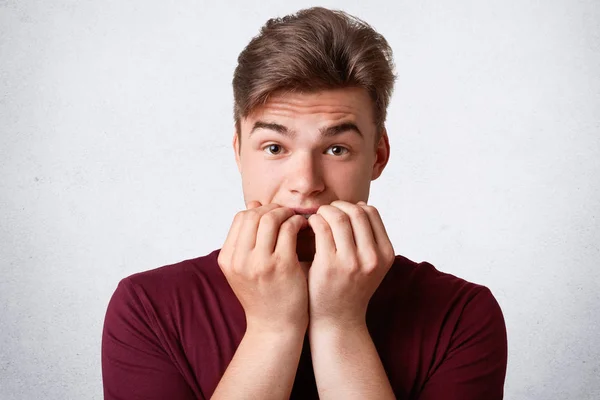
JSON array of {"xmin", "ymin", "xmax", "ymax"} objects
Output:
[
  {"xmin": 326, "ymin": 145, "xmax": 349, "ymax": 156},
  {"xmin": 263, "ymin": 144, "xmax": 283, "ymax": 155}
]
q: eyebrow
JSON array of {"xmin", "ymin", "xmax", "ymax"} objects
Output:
[{"xmin": 249, "ymin": 121, "xmax": 363, "ymax": 139}]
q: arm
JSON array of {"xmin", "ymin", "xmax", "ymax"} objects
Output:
[
  {"xmin": 213, "ymin": 202, "xmax": 312, "ymax": 399},
  {"xmin": 308, "ymin": 287, "xmax": 507, "ymax": 400},
  {"xmin": 306, "ymin": 201, "xmax": 398, "ymax": 399},
  {"xmin": 103, "ymin": 280, "xmax": 307, "ymax": 400},
  {"xmin": 305, "ymin": 201, "xmax": 507, "ymax": 399},
  {"xmin": 211, "ymin": 324, "xmax": 306, "ymax": 400},
  {"xmin": 309, "ymin": 321, "xmax": 396, "ymax": 400}
]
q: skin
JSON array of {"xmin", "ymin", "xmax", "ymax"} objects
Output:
[
  {"xmin": 213, "ymin": 87, "xmax": 396, "ymax": 399},
  {"xmin": 233, "ymin": 87, "xmax": 390, "ymax": 261}
]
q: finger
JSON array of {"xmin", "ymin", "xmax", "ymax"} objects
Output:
[
  {"xmin": 316, "ymin": 204, "xmax": 356, "ymax": 255},
  {"xmin": 255, "ymin": 207, "xmax": 297, "ymax": 254},
  {"xmin": 307, "ymin": 213, "xmax": 336, "ymax": 255},
  {"xmin": 225, "ymin": 199, "xmax": 262, "ymax": 258},
  {"xmin": 330, "ymin": 200, "xmax": 376, "ymax": 251},
  {"xmin": 246, "ymin": 200, "xmax": 262, "ymax": 210},
  {"xmin": 358, "ymin": 203, "xmax": 391, "ymax": 247},
  {"xmin": 274, "ymin": 214, "xmax": 309, "ymax": 256},
  {"xmin": 220, "ymin": 208, "xmax": 248, "ymax": 266},
  {"xmin": 235, "ymin": 203, "xmax": 281, "ymax": 253}
]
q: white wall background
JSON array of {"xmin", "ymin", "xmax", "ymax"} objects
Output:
[{"xmin": 1, "ymin": 0, "xmax": 599, "ymax": 399}]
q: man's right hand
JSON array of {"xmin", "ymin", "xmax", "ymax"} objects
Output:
[{"xmin": 217, "ymin": 201, "xmax": 310, "ymax": 334}]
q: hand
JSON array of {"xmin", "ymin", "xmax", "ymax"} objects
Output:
[
  {"xmin": 306, "ymin": 200, "xmax": 395, "ymax": 329},
  {"xmin": 218, "ymin": 201, "xmax": 310, "ymax": 333}
]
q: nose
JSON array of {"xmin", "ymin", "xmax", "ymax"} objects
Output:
[{"xmin": 286, "ymin": 151, "xmax": 325, "ymax": 197}]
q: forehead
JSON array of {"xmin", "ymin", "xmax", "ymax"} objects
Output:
[{"xmin": 243, "ymin": 87, "xmax": 375, "ymax": 130}]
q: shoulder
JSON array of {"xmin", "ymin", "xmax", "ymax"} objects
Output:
[
  {"xmin": 376, "ymin": 254, "xmax": 506, "ymax": 349},
  {"xmin": 102, "ymin": 250, "xmax": 227, "ymax": 399},
  {"xmin": 117, "ymin": 249, "xmax": 225, "ymax": 299},
  {"xmin": 103, "ymin": 248, "xmax": 240, "ymax": 342},
  {"xmin": 104, "ymin": 249, "xmax": 232, "ymax": 331},
  {"xmin": 383, "ymin": 255, "xmax": 500, "ymax": 312},
  {"xmin": 397, "ymin": 257, "xmax": 507, "ymax": 396},
  {"xmin": 374, "ymin": 256, "xmax": 507, "ymax": 396},
  {"xmin": 387, "ymin": 255, "xmax": 507, "ymax": 374}
]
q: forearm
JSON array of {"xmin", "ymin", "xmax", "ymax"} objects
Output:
[
  {"xmin": 309, "ymin": 322, "xmax": 396, "ymax": 400},
  {"xmin": 211, "ymin": 325, "xmax": 306, "ymax": 400}
]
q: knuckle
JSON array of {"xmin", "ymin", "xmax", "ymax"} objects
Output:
[
  {"xmin": 279, "ymin": 220, "xmax": 297, "ymax": 234},
  {"xmin": 319, "ymin": 204, "xmax": 333, "ymax": 211},
  {"xmin": 363, "ymin": 249, "xmax": 379, "ymax": 265},
  {"xmin": 246, "ymin": 209, "xmax": 261, "ymax": 221},
  {"xmin": 349, "ymin": 205, "xmax": 367, "ymax": 219},
  {"xmin": 236, "ymin": 209, "xmax": 259, "ymax": 225},
  {"xmin": 233, "ymin": 210, "xmax": 245, "ymax": 223},
  {"xmin": 334, "ymin": 212, "xmax": 350, "ymax": 224},
  {"xmin": 245, "ymin": 260, "xmax": 263, "ymax": 279},
  {"xmin": 245, "ymin": 267, "xmax": 259, "ymax": 280},
  {"xmin": 364, "ymin": 205, "xmax": 380, "ymax": 217},
  {"xmin": 270, "ymin": 252, "xmax": 284, "ymax": 267},
  {"xmin": 344, "ymin": 256, "xmax": 359, "ymax": 271},
  {"xmin": 261, "ymin": 212, "xmax": 279, "ymax": 227},
  {"xmin": 363, "ymin": 256, "xmax": 379, "ymax": 272},
  {"xmin": 256, "ymin": 261, "xmax": 277, "ymax": 277},
  {"xmin": 314, "ymin": 217, "xmax": 331, "ymax": 233}
]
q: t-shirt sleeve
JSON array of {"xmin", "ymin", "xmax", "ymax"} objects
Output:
[
  {"xmin": 101, "ymin": 278, "xmax": 199, "ymax": 400},
  {"xmin": 419, "ymin": 287, "xmax": 508, "ymax": 400}
]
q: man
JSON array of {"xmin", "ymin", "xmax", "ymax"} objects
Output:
[{"xmin": 102, "ymin": 7, "xmax": 507, "ymax": 400}]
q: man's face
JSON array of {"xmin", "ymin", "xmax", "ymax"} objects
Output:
[{"xmin": 233, "ymin": 87, "xmax": 390, "ymax": 260}]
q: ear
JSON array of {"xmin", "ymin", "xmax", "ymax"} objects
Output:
[
  {"xmin": 233, "ymin": 132, "xmax": 241, "ymax": 173},
  {"xmin": 371, "ymin": 128, "xmax": 390, "ymax": 181}
]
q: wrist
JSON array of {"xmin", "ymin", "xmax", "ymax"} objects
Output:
[
  {"xmin": 308, "ymin": 320, "xmax": 372, "ymax": 357},
  {"xmin": 246, "ymin": 319, "xmax": 308, "ymax": 338},
  {"xmin": 242, "ymin": 326, "xmax": 307, "ymax": 356},
  {"xmin": 308, "ymin": 317, "xmax": 367, "ymax": 334}
]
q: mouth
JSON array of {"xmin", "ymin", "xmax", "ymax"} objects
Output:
[
  {"xmin": 292, "ymin": 208, "xmax": 319, "ymax": 218},
  {"xmin": 291, "ymin": 208, "xmax": 318, "ymax": 231}
]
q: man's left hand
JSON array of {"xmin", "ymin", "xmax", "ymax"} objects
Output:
[{"xmin": 306, "ymin": 200, "xmax": 395, "ymax": 330}]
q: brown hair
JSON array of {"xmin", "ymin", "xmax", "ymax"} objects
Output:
[{"xmin": 232, "ymin": 7, "xmax": 396, "ymax": 143}]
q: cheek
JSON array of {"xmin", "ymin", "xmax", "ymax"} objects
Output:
[
  {"xmin": 327, "ymin": 160, "xmax": 371, "ymax": 181},
  {"xmin": 241, "ymin": 157, "xmax": 282, "ymax": 196},
  {"xmin": 323, "ymin": 161, "xmax": 372, "ymax": 194}
]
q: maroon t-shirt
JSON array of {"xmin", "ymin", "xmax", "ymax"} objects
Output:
[{"xmin": 101, "ymin": 249, "xmax": 507, "ymax": 399}]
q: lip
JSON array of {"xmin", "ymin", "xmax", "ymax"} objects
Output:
[{"xmin": 291, "ymin": 207, "xmax": 320, "ymax": 215}]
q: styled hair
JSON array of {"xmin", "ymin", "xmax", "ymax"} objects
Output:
[{"xmin": 232, "ymin": 7, "xmax": 396, "ymax": 141}]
